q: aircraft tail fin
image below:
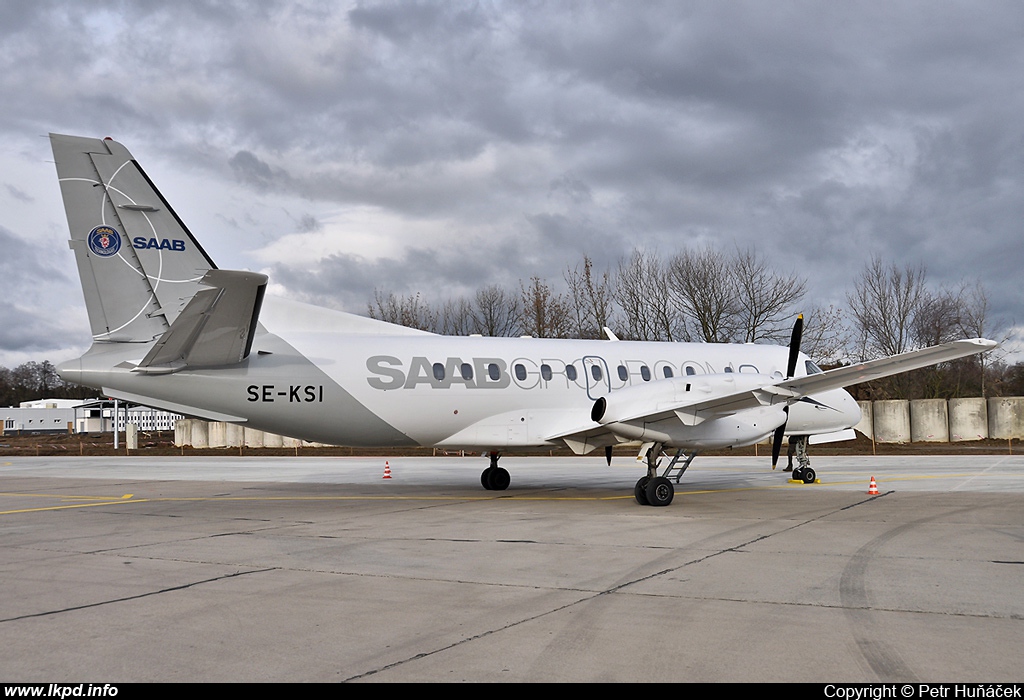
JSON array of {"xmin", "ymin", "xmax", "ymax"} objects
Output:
[{"xmin": 50, "ymin": 134, "xmax": 217, "ymax": 343}]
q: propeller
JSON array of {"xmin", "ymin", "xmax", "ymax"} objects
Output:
[{"xmin": 771, "ymin": 314, "xmax": 803, "ymax": 469}]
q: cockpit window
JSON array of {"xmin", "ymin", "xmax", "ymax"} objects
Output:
[{"xmin": 805, "ymin": 360, "xmax": 823, "ymax": 375}]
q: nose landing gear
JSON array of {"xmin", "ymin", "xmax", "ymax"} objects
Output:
[{"xmin": 481, "ymin": 451, "xmax": 510, "ymax": 491}]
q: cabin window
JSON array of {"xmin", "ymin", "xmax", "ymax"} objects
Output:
[
  {"xmin": 724, "ymin": 366, "xmax": 733, "ymax": 373},
  {"xmin": 566, "ymin": 365, "xmax": 578, "ymax": 381},
  {"xmin": 591, "ymin": 365, "xmax": 603, "ymax": 381},
  {"xmin": 432, "ymin": 363, "xmax": 445, "ymax": 381},
  {"xmin": 488, "ymin": 363, "xmax": 501, "ymax": 381},
  {"xmin": 663, "ymin": 366, "xmax": 674, "ymax": 378},
  {"xmin": 617, "ymin": 365, "xmax": 628, "ymax": 381},
  {"xmin": 461, "ymin": 363, "xmax": 473, "ymax": 380},
  {"xmin": 514, "ymin": 364, "xmax": 527, "ymax": 381},
  {"xmin": 685, "ymin": 366, "xmax": 696, "ymax": 376},
  {"xmin": 540, "ymin": 364, "xmax": 552, "ymax": 381},
  {"xmin": 640, "ymin": 366, "xmax": 651, "ymax": 382}
]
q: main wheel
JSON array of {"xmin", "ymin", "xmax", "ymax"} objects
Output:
[
  {"xmin": 489, "ymin": 466, "xmax": 510, "ymax": 491},
  {"xmin": 481, "ymin": 467, "xmax": 494, "ymax": 490},
  {"xmin": 801, "ymin": 467, "xmax": 816, "ymax": 484},
  {"xmin": 645, "ymin": 476, "xmax": 674, "ymax": 506},
  {"xmin": 634, "ymin": 476, "xmax": 650, "ymax": 505}
]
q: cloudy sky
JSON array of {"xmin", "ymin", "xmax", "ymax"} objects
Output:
[{"xmin": 1, "ymin": 1, "xmax": 1021, "ymax": 367}]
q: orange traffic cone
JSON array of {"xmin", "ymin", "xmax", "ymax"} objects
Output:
[
  {"xmin": 867, "ymin": 476, "xmax": 878, "ymax": 495},
  {"xmin": 383, "ymin": 461, "xmax": 392, "ymax": 480}
]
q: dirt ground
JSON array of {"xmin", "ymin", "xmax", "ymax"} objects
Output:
[{"xmin": 0, "ymin": 430, "xmax": 1018, "ymax": 458}]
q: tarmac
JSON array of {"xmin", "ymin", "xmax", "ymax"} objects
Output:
[{"xmin": 1, "ymin": 454, "xmax": 1021, "ymax": 682}]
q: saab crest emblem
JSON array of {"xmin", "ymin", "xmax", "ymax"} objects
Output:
[{"xmin": 87, "ymin": 226, "xmax": 122, "ymax": 257}]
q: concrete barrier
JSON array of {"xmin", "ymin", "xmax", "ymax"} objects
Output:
[
  {"xmin": 873, "ymin": 400, "xmax": 911, "ymax": 443},
  {"xmin": 190, "ymin": 419, "xmax": 209, "ymax": 448},
  {"xmin": 263, "ymin": 431, "xmax": 284, "ymax": 448},
  {"xmin": 949, "ymin": 398, "xmax": 988, "ymax": 442},
  {"xmin": 243, "ymin": 427, "xmax": 264, "ymax": 448},
  {"xmin": 910, "ymin": 399, "xmax": 949, "ymax": 442},
  {"xmin": 855, "ymin": 401, "xmax": 873, "ymax": 439},
  {"xmin": 988, "ymin": 397, "xmax": 1024, "ymax": 440},
  {"xmin": 226, "ymin": 423, "xmax": 244, "ymax": 447},
  {"xmin": 174, "ymin": 419, "xmax": 189, "ymax": 447},
  {"xmin": 208, "ymin": 421, "xmax": 227, "ymax": 448}
]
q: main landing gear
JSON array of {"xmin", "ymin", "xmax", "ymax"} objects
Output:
[
  {"xmin": 634, "ymin": 442, "xmax": 679, "ymax": 507},
  {"xmin": 481, "ymin": 451, "xmax": 510, "ymax": 491}
]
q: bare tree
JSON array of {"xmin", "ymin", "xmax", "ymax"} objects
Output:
[
  {"xmin": 732, "ymin": 248, "xmax": 806, "ymax": 343},
  {"xmin": 800, "ymin": 304, "xmax": 850, "ymax": 365},
  {"xmin": 368, "ymin": 290, "xmax": 438, "ymax": 331},
  {"xmin": 564, "ymin": 255, "xmax": 616, "ymax": 339},
  {"xmin": 472, "ymin": 285, "xmax": 521, "ymax": 337},
  {"xmin": 437, "ymin": 297, "xmax": 477, "ymax": 336},
  {"xmin": 520, "ymin": 277, "xmax": 571, "ymax": 338},
  {"xmin": 614, "ymin": 250, "xmax": 681, "ymax": 341},
  {"xmin": 667, "ymin": 246, "xmax": 738, "ymax": 343},
  {"xmin": 847, "ymin": 257, "xmax": 927, "ymax": 359},
  {"xmin": 954, "ymin": 281, "xmax": 1010, "ymax": 397},
  {"xmin": 912, "ymin": 288, "xmax": 962, "ymax": 348}
]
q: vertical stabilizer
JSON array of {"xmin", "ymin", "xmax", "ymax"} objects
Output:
[{"xmin": 50, "ymin": 134, "xmax": 217, "ymax": 342}]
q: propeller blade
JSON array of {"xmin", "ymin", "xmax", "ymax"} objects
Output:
[
  {"xmin": 771, "ymin": 420, "xmax": 786, "ymax": 469},
  {"xmin": 786, "ymin": 313, "xmax": 804, "ymax": 379},
  {"xmin": 774, "ymin": 315, "xmax": 806, "ymax": 470},
  {"xmin": 605, "ymin": 445, "xmax": 613, "ymax": 466}
]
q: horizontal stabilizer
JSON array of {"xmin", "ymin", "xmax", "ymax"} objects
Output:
[{"xmin": 135, "ymin": 269, "xmax": 267, "ymax": 373}]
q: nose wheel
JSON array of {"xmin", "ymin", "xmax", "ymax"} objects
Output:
[
  {"xmin": 481, "ymin": 451, "xmax": 510, "ymax": 491},
  {"xmin": 792, "ymin": 467, "xmax": 816, "ymax": 484}
]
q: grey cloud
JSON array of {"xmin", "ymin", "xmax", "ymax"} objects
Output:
[
  {"xmin": 5, "ymin": 184, "xmax": 32, "ymax": 202},
  {"xmin": 0, "ymin": 2, "xmax": 1022, "ymax": 357}
]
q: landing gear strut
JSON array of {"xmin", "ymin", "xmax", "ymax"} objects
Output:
[
  {"xmin": 481, "ymin": 451, "xmax": 510, "ymax": 491},
  {"xmin": 634, "ymin": 442, "xmax": 674, "ymax": 506}
]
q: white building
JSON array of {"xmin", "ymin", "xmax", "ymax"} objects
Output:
[{"xmin": 1, "ymin": 398, "xmax": 182, "ymax": 435}]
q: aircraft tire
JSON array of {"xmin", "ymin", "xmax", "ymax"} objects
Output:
[
  {"xmin": 791, "ymin": 468, "xmax": 803, "ymax": 481},
  {"xmin": 481, "ymin": 467, "xmax": 494, "ymax": 490},
  {"xmin": 801, "ymin": 468, "xmax": 816, "ymax": 484},
  {"xmin": 490, "ymin": 467, "xmax": 510, "ymax": 491},
  {"xmin": 645, "ymin": 476, "xmax": 674, "ymax": 507},
  {"xmin": 634, "ymin": 477, "xmax": 650, "ymax": 505}
]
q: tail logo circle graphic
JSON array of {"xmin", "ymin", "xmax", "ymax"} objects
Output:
[{"xmin": 87, "ymin": 225, "xmax": 122, "ymax": 257}]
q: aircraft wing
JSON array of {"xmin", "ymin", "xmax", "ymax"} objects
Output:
[
  {"xmin": 776, "ymin": 337, "xmax": 997, "ymax": 397},
  {"xmin": 549, "ymin": 337, "xmax": 996, "ymax": 453}
]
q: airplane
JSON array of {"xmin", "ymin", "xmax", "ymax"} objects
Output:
[{"xmin": 49, "ymin": 133, "xmax": 997, "ymax": 506}]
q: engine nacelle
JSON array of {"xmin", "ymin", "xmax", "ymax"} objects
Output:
[{"xmin": 591, "ymin": 373, "xmax": 789, "ymax": 450}]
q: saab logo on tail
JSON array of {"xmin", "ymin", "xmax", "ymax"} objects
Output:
[
  {"xmin": 133, "ymin": 237, "xmax": 186, "ymax": 251},
  {"xmin": 87, "ymin": 226, "xmax": 122, "ymax": 257}
]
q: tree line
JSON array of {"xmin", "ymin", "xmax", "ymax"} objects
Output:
[
  {"xmin": 368, "ymin": 247, "xmax": 1020, "ymax": 400},
  {"xmin": 0, "ymin": 361, "xmax": 94, "ymax": 408}
]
